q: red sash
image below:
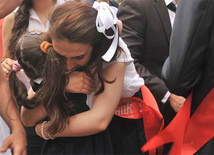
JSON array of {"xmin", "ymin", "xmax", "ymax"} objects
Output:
[
  {"xmin": 115, "ymin": 85, "xmax": 164, "ymax": 154},
  {"xmin": 142, "ymin": 88, "xmax": 214, "ymax": 155}
]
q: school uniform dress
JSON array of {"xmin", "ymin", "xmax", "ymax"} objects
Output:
[
  {"xmin": 87, "ymin": 38, "xmax": 147, "ymax": 154},
  {"xmin": 41, "ymin": 93, "xmax": 113, "ymax": 155}
]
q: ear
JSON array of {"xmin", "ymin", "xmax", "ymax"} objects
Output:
[{"xmin": 117, "ymin": 20, "xmax": 123, "ymax": 35}]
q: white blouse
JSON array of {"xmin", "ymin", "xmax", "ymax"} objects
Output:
[
  {"xmin": 28, "ymin": 0, "xmax": 66, "ymax": 32},
  {"xmin": 87, "ymin": 38, "xmax": 145, "ymax": 108}
]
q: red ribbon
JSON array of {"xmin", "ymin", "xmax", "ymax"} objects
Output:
[
  {"xmin": 142, "ymin": 88, "xmax": 214, "ymax": 154},
  {"xmin": 115, "ymin": 85, "xmax": 164, "ymax": 154}
]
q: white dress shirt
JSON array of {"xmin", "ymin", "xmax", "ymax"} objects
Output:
[
  {"xmin": 165, "ymin": 0, "xmax": 176, "ymax": 28},
  {"xmin": 161, "ymin": 0, "xmax": 177, "ymax": 103}
]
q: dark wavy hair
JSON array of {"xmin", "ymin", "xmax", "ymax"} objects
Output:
[
  {"xmin": 48, "ymin": 1, "xmax": 121, "ymax": 95},
  {"xmin": 9, "ymin": 0, "xmax": 33, "ymax": 58},
  {"xmin": 9, "ymin": 33, "xmax": 72, "ymax": 135}
]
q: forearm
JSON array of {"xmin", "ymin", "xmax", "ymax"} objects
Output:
[
  {"xmin": 0, "ymin": 95, "xmax": 24, "ymax": 132},
  {"xmin": 0, "ymin": 67, "xmax": 24, "ymax": 132},
  {"xmin": 55, "ymin": 109, "xmax": 111, "ymax": 137}
]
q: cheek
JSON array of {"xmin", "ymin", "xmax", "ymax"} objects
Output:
[
  {"xmin": 78, "ymin": 58, "xmax": 90, "ymax": 66},
  {"xmin": 80, "ymin": 53, "xmax": 92, "ymax": 66}
]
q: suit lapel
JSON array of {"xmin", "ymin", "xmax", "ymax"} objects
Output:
[{"xmin": 153, "ymin": 0, "xmax": 172, "ymax": 42}]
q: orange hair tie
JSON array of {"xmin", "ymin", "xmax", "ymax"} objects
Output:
[{"xmin": 40, "ymin": 41, "xmax": 53, "ymax": 53}]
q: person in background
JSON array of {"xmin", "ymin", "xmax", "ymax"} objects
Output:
[
  {"xmin": 160, "ymin": 0, "xmax": 214, "ymax": 154},
  {"xmin": 0, "ymin": 0, "xmax": 65, "ymax": 154},
  {"xmin": 0, "ymin": 67, "xmax": 26, "ymax": 155},
  {"xmin": 117, "ymin": 0, "xmax": 185, "ymax": 128},
  {"xmin": 117, "ymin": 0, "xmax": 185, "ymax": 153},
  {"xmin": 143, "ymin": 0, "xmax": 214, "ymax": 154},
  {"xmin": 1, "ymin": 0, "xmax": 65, "ymax": 78},
  {"xmin": 0, "ymin": 1, "xmax": 26, "ymax": 155}
]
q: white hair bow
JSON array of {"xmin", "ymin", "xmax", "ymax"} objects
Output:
[{"xmin": 93, "ymin": 1, "xmax": 118, "ymax": 62}]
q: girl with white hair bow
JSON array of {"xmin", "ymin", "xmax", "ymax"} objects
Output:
[{"xmin": 20, "ymin": 1, "xmax": 148, "ymax": 154}]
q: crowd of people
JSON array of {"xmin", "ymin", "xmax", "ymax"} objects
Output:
[{"xmin": 0, "ymin": 0, "xmax": 213, "ymax": 155}]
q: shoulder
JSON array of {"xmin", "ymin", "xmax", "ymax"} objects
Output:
[
  {"xmin": 3, "ymin": 12, "xmax": 15, "ymax": 33},
  {"xmin": 119, "ymin": 0, "xmax": 153, "ymax": 8},
  {"xmin": 118, "ymin": 0, "xmax": 152, "ymax": 18},
  {"xmin": 107, "ymin": 38, "xmax": 133, "ymax": 64},
  {"xmin": 4, "ymin": 12, "xmax": 15, "ymax": 24}
]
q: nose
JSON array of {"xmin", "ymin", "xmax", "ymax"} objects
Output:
[{"xmin": 66, "ymin": 59, "xmax": 76, "ymax": 71}]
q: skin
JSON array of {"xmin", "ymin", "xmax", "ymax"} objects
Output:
[
  {"xmin": 52, "ymin": 39, "xmax": 93, "ymax": 71},
  {"xmin": 0, "ymin": 0, "xmax": 22, "ymax": 19},
  {"xmin": 0, "ymin": 66, "xmax": 26, "ymax": 155}
]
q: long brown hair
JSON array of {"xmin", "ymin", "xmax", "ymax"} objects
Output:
[
  {"xmin": 9, "ymin": 33, "xmax": 72, "ymax": 134},
  {"xmin": 9, "ymin": 0, "xmax": 33, "ymax": 58},
  {"xmin": 48, "ymin": 1, "xmax": 121, "ymax": 95}
]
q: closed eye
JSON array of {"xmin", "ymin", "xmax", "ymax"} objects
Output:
[{"xmin": 73, "ymin": 54, "xmax": 86, "ymax": 60}]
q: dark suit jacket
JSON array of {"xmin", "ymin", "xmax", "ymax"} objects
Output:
[
  {"xmin": 118, "ymin": 0, "xmax": 172, "ymax": 103},
  {"xmin": 162, "ymin": 0, "xmax": 214, "ymax": 153},
  {"xmin": 83, "ymin": 0, "xmax": 119, "ymax": 7}
]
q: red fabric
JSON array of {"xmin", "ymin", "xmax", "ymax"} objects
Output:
[
  {"xmin": 0, "ymin": 18, "xmax": 4, "ymax": 59},
  {"xmin": 142, "ymin": 88, "xmax": 214, "ymax": 155},
  {"xmin": 115, "ymin": 85, "xmax": 164, "ymax": 154}
]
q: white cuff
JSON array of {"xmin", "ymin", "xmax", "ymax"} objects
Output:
[{"xmin": 161, "ymin": 91, "xmax": 171, "ymax": 104}]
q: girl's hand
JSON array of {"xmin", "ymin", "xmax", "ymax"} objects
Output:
[
  {"xmin": 66, "ymin": 71, "xmax": 95, "ymax": 94},
  {"xmin": 1, "ymin": 58, "xmax": 15, "ymax": 77},
  {"xmin": 0, "ymin": 130, "xmax": 27, "ymax": 155}
]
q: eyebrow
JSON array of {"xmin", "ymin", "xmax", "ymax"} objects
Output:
[
  {"xmin": 72, "ymin": 53, "xmax": 87, "ymax": 59},
  {"xmin": 55, "ymin": 50, "xmax": 87, "ymax": 59}
]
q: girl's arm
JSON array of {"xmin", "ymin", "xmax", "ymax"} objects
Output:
[
  {"xmin": 36, "ymin": 62, "xmax": 126, "ymax": 137},
  {"xmin": 1, "ymin": 13, "xmax": 15, "ymax": 77},
  {"xmin": 20, "ymin": 87, "xmax": 48, "ymax": 127},
  {"xmin": 0, "ymin": 66, "xmax": 26, "ymax": 155}
]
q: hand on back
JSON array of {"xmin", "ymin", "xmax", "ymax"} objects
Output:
[{"xmin": 65, "ymin": 71, "xmax": 95, "ymax": 94}]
